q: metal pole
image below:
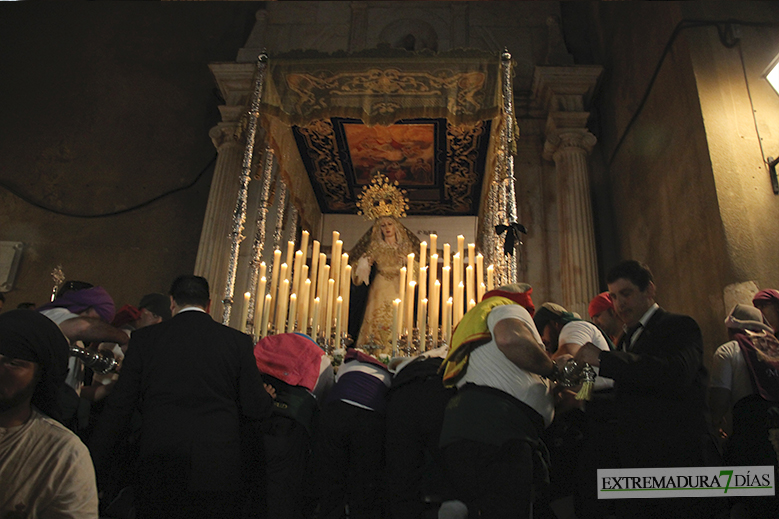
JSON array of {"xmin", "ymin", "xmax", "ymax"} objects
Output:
[{"xmin": 222, "ymin": 52, "xmax": 268, "ymax": 325}]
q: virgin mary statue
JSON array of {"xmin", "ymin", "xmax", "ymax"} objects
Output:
[{"xmin": 349, "ymin": 175, "xmax": 419, "ymax": 355}]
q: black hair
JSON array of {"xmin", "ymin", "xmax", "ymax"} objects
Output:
[
  {"xmin": 169, "ymin": 275, "xmax": 210, "ymax": 308},
  {"xmin": 606, "ymin": 260, "xmax": 653, "ymax": 291}
]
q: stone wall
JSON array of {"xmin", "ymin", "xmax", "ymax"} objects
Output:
[
  {"xmin": 0, "ymin": 2, "xmax": 260, "ymax": 309},
  {"xmin": 585, "ymin": 1, "xmax": 779, "ymax": 359}
]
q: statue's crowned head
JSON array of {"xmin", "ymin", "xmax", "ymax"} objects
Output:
[{"xmin": 356, "ymin": 173, "xmax": 409, "ymax": 221}]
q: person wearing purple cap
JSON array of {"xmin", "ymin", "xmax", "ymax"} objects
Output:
[
  {"xmin": 753, "ymin": 288, "xmax": 779, "ymax": 333},
  {"xmin": 37, "ymin": 284, "xmax": 129, "ymax": 397}
]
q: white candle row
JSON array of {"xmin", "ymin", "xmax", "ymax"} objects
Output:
[
  {"xmin": 244, "ymin": 229, "xmax": 352, "ymax": 343},
  {"xmin": 391, "ymin": 234, "xmax": 495, "ymax": 350}
]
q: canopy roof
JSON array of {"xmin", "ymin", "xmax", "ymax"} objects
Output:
[{"xmin": 256, "ymin": 48, "xmax": 504, "ymax": 221}]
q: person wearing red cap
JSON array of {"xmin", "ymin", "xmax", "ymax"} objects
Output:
[
  {"xmin": 439, "ymin": 283, "xmax": 555, "ymax": 519},
  {"xmin": 753, "ymin": 288, "xmax": 779, "ymax": 333},
  {"xmin": 588, "ymin": 292, "xmax": 624, "ymax": 344}
]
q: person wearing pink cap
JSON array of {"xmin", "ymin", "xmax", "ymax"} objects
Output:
[{"xmin": 753, "ymin": 288, "xmax": 779, "ymax": 333}]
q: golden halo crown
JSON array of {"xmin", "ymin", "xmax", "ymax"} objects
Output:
[{"xmin": 356, "ymin": 174, "xmax": 409, "ymax": 221}]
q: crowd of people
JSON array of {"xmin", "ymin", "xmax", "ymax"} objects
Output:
[{"xmin": 1, "ymin": 261, "xmax": 779, "ymax": 519}]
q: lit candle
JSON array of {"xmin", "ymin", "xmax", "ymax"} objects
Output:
[
  {"xmin": 300, "ymin": 230, "xmax": 310, "ymax": 265},
  {"xmin": 406, "ymin": 280, "xmax": 416, "ymax": 334},
  {"xmin": 285, "ymin": 241, "xmax": 295, "ymax": 281},
  {"xmin": 431, "ymin": 280, "xmax": 440, "ymax": 348},
  {"xmin": 454, "ymin": 281, "xmax": 464, "ymax": 327},
  {"xmin": 261, "ymin": 294, "xmax": 272, "ymax": 338},
  {"xmin": 468, "ymin": 298, "xmax": 476, "ymax": 312},
  {"xmin": 325, "ymin": 279, "xmax": 335, "ymax": 343},
  {"xmin": 476, "ymin": 253, "xmax": 484, "ymax": 291},
  {"xmin": 240, "ymin": 291, "xmax": 251, "ymax": 333},
  {"xmin": 395, "ymin": 296, "xmax": 404, "ymax": 343},
  {"xmin": 442, "ymin": 265, "xmax": 450, "ymax": 315},
  {"xmin": 457, "ymin": 237, "xmax": 465, "ymax": 307},
  {"xmin": 331, "ymin": 240, "xmax": 343, "ymax": 310},
  {"xmin": 340, "ymin": 253, "xmax": 349, "ymax": 299},
  {"xmin": 430, "ymin": 234, "xmax": 437, "ymax": 256},
  {"xmin": 292, "ymin": 250, "xmax": 303, "ymax": 297},
  {"xmin": 453, "ymin": 253, "xmax": 461, "ymax": 296},
  {"xmin": 418, "ymin": 266, "xmax": 427, "ymax": 327},
  {"xmin": 466, "ymin": 265, "xmax": 475, "ymax": 309},
  {"xmin": 443, "ymin": 297, "xmax": 452, "ymax": 345},
  {"xmin": 334, "ymin": 296, "xmax": 343, "ymax": 346},
  {"xmin": 391, "ymin": 299, "xmax": 400, "ymax": 356},
  {"xmin": 429, "ymin": 254, "xmax": 438, "ymax": 297},
  {"xmin": 478, "ymin": 282, "xmax": 486, "ymax": 302},
  {"xmin": 269, "ymin": 249, "xmax": 282, "ymax": 322},
  {"xmin": 443, "ymin": 243, "xmax": 451, "ymax": 270},
  {"xmin": 419, "ymin": 241, "xmax": 427, "ymax": 272},
  {"xmin": 311, "ymin": 297, "xmax": 320, "ymax": 339},
  {"xmin": 342, "ymin": 264, "xmax": 351, "ymax": 336},
  {"xmin": 320, "ymin": 264, "xmax": 330, "ymax": 326},
  {"xmin": 316, "ymin": 253, "xmax": 327, "ymax": 301},
  {"xmin": 253, "ymin": 276, "xmax": 267, "ymax": 339},
  {"xmin": 299, "ymin": 278, "xmax": 311, "ymax": 333},
  {"xmin": 407, "ymin": 253, "xmax": 415, "ymax": 285},
  {"xmin": 419, "ymin": 298, "xmax": 428, "ymax": 351},
  {"xmin": 259, "ymin": 262, "xmax": 267, "ymax": 285},
  {"xmin": 487, "ymin": 264, "xmax": 495, "ymax": 291},
  {"xmin": 276, "ymin": 279, "xmax": 290, "ymax": 333},
  {"xmin": 309, "ymin": 240, "xmax": 321, "ymax": 315},
  {"xmin": 398, "ymin": 267, "xmax": 407, "ymax": 332},
  {"xmin": 287, "ymin": 294, "xmax": 298, "ymax": 333},
  {"xmin": 468, "ymin": 243, "xmax": 476, "ymax": 270},
  {"xmin": 279, "ymin": 263, "xmax": 288, "ymax": 291}
]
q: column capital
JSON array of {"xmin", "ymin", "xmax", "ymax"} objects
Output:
[
  {"xmin": 532, "ymin": 65, "xmax": 603, "ymax": 113},
  {"xmin": 543, "ymin": 129, "xmax": 597, "ymax": 162},
  {"xmin": 209, "ymin": 62, "xmax": 256, "ymax": 108},
  {"xmin": 209, "ymin": 123, "xmax": 242, "ymax": 151}
]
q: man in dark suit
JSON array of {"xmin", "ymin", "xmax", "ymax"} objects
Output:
[
  {"xmin": 575, "ymin": 260, "xmax": 711, "ymax": 518},
  {"xmin": 89, "ymin": 275, "xmax": 273, "ymax": 519}
]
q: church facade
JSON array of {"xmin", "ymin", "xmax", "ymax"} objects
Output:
[{"xmin": 1, "ymin": 1, "xmax": 778, "ymax": 362}]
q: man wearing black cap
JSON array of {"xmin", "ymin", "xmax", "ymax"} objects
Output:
[
  {"xmin": 136, "ymin": 292, "xmax": 172, "ymax": 328},
  {"xmin": 0, "ymin": 309, "xmax": 99, "ymax": 517}
]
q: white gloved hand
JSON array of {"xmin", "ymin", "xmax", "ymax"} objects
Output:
[{"xmin": 354, "ymin": 256, "xmax": 372, "ymax": 285}]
